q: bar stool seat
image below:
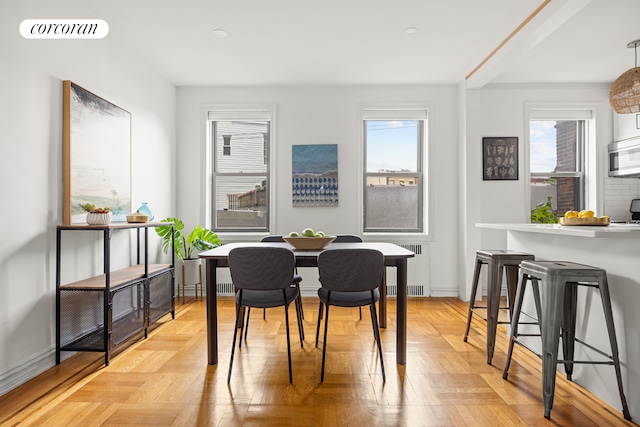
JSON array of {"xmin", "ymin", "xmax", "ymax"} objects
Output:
[
  {"xmin": 464, "ymin": 250, "xmax": 535, "ymax": 364},
  {"xmin": 502, "ymin": 260, "xmax": 631, "ymax": 420}
]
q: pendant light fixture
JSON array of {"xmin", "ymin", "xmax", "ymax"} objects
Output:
[{"xmin": 609, "ymin": 40, "xmax": 640, "ymax": 114}]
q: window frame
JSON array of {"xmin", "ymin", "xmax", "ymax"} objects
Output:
[
  {"xmin": 525, "ymin": 104, "xmax": 597, "ymax": 220},
  {"xmin": 360, "ymin": 107, "xmax": 429, "ymax": 236},
  {"xmin": 204, "ymin": 104, "xmax": 276, "ymax": 236},
  {"xmin": 222, "ymin": 135, "xmax": 231, "ymax": 156}
]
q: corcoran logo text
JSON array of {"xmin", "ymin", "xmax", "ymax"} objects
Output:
[{"xmin": 20, "ymin": 19, "xmax": 109, "ymax": 39}]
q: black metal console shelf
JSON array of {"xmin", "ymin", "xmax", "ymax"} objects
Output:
[{"xmin": 55, "ymin": 222, "xmax": 175, "ymax": 366}]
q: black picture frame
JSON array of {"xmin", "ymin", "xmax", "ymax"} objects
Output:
[{"xmin": 482, "ymin": 137, "xmax": 518, "ymax": 180}]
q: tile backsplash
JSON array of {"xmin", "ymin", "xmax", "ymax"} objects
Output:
[{"xmin": 604, "ymin": 177, "xmax": 640, "ymax": 220}]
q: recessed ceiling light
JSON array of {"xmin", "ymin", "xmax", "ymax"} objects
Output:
[
  {"xmin": 213, "ymin": 29, "xmax": 228, "ymax": 37},
  {"xmin": 404, "ymin": 27, "xmax": 418, "ymax": 35}
]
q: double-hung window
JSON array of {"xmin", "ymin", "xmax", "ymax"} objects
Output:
[
  {"xmin": 528, "ymin": 108, "xmax": 593, "ymax": 215},
  {"xmin": 208, "ymin": 108, "xmax": 272, "ymax": 232},
  {"xmin": 362, "ymin": 109, "xmax": 427, "ymax": 233}
]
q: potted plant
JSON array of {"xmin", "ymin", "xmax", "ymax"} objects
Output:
[
  {"xmin": 155, "ymin": 218, "xmax": 222, "ymax": 299},
  {"xmin": 530, "ymin": 196, "xmax": 558, "ymax": 224},
  {"xmin": 80, "ymin": 203, "xmax": 111, "ymax": 225},
  {"xmin": 155, "ymin": 217, "xmax": 222, "ymax": 262}
]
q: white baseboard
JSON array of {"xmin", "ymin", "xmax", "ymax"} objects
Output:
[
  {"xmin": 0, "ymin": 347, "xmax": 55, "ymax": 397},
  {"xmin": 429, "ymin": 288, "xmax": 460, "ymax": 297}
]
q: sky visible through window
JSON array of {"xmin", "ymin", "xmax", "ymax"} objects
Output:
[
  {"xmin": 530, "ymin": 121, "xmax": 557, "ymax": 173},
  {"xmin": 366, "ymin": 120, "xmax": 417, "ymax": 172}
]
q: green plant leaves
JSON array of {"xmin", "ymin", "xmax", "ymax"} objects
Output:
[
  {"xmin": 530, "ymin": 196, "xmax": 558, "ymax": 224},
  {"xmin": 155, "ymin": 218, "xmax": 221, "ymax": 262}
]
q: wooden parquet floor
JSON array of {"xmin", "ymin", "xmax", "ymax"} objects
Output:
[{"xmin": 0, "ymin": 297, "xmax": 636, "ymax": 426}]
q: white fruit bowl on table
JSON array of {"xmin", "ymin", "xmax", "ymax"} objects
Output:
[{"xmin": 282, "ymin": 236, "xmax": 336, "ymax": 250}]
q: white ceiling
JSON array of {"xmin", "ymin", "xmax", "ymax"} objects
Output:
[{"xmin": 88, "ymin": 0, "xmax": 640, "ymax": 88}]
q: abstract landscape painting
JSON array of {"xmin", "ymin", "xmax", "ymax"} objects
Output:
[{"xmin": 63, "ymin": 81, "xmax": 131, "ymax": 223}]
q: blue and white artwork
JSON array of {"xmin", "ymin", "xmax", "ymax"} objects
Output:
[{"xmin": 292, "ymin": 144, "xmax": 338, "ymax": 206}]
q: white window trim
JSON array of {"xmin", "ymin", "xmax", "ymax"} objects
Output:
[
  {"xmin": 357, "ymin": 102, "xmax": 433, "ymax": 243},
  {"xmin": 202, "ymin": 103, "xmax": 277, "ymax": 241},
  {"xmin": 524, "ymin": 102, "xmax": 601, "ymax": 220}
]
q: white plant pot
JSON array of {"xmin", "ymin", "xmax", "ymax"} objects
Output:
[
  {"xmin": 179, "ymin": 258, "xmax": 203, "ymax": 300},
  {"xmin": 182, "ymin": 259, "xmax": 202, "ymax": 285},
  {"xmin": 86, "ymin": 213, "xmax": 111, "ymax": 225}
]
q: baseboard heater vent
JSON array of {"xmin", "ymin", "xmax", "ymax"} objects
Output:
[
  {"xmin": 220, "ymin": 283, "xmax": 424, "ymax": 297},
  {"xmin": 217, "ymin": 282, "xmax": 235, "ymax": 296},
  {"xmin": 386, "ymin": 285, "xmax": 424, "ymax": 297},
  {"xmin": 398, "ymin": 243, "xmax": 422, "ymax": 255}
]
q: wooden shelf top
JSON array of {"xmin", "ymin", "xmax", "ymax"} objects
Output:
[
  {"xmin": 57, "ymin": 221, "xmax": 172, "ymax": 231},
  {"xmin": 60, "ymin": 264, "xmax": 172, "ymax": 290}
]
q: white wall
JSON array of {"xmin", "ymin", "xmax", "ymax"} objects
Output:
[
  {"xmin": 0, "ymin": 3, "xmax": 175, "ymax": 394},
  {"xmin": 176, "ymin": 85, "xmax": 461, "ymax": 295}
]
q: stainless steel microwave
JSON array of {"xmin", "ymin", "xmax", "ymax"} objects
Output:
[{"xmin": 609, "ymin": 138, "xmax": 640, "ymax": 177}]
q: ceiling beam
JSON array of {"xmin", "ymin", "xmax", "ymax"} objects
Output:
[{"xmin": 465, "ymin": 0, "xmax": 593, "ymax": 89}]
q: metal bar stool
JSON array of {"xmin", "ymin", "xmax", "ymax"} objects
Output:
[
  {"xmin": 464, "ymin": 250, "xmax": 535, "ymax": 364},
  {"xmin": 502, "ymin": 260, "xmax": 631, "ymax": 420}
]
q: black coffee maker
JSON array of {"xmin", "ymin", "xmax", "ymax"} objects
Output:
[{"xmin": 631, "ymin": 199, "xmax": 640, "ymax": 220}]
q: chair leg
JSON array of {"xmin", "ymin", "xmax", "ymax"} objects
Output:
[
  {"xmin": 321, "ymin": 301, "xmax": 330, "ymax": 382},
  {"xmin": 243, "ymin": 306, "xmax": 252, "ymax": 341},
  {"xmin": 369, "ymin": 305, "xmax": 377, "ymax": 342},
  {"xmin": 370, "ymin": 302, "xmax": 386, "ymax": 382},
  {"xmin": 503, "ymin": 272, "xmax": 527, "ymax": 380},
  {"xmin": 298, "ymin": 294, "xmax": 305, "ymax": 320},
  {"xmin": 598, "ymin": 277, "xmax": 631, "ymax": 420},
  {"xmin": 263, "ymin": 308, "xmax": 266, "ymax": 320},
  {"xmin": 228, "ymin": 294, "xmax": 243, "ymax": 383},
  {"xmin": 283, "ymin": 291, "xmax": 293, "ymax": 383},
  {"xmin": 295, "ymin": 295, "xmax": 304, "ymax": 347},
  {"xmin": 296, "ymin": 296, "xmax": 305, "ymax": 342},
  {"xmin": 561, "ymin": 283, "xmax": 578, "ymax": 380},
  {"xmin": 315, "ymin": 301, "xmax": 324, "ymax": 347},
  {"xmin": 464, "ymin": 258, "xmax": 483, "ymax": 342}
]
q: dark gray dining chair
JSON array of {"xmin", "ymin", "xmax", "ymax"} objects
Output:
[
  {"xmin": 227, "ymin": 246, "xmax": 304, "ymax": 383},
  {"xmin": 325, "ymin": 234, "xmax": 366, "ymax": 319},
  {"xmin": 256, "ymin": 235, "xmax": 304, "ymax": 327},
  {"xmin": 315, "ymin": 248, "xmax": 386, "ymax": 382},
  {"xmin": 332, "ymin": 234, "xmax": 363, "ymax": 243}
]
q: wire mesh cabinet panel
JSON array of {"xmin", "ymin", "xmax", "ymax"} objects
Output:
[
  {"xmin": 59, "ymin": 279, "xmax": 146, "ymax": 352},
  {"xmin": 148, "ymin": 269, "xmax": 174, "ymax": 325},
  {"xmin": 56, "ymin": 222, "xmax": 175, "ymax": 366}
]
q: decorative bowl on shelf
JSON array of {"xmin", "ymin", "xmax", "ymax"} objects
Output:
[
  {"xmin": 282, "ymin": 236, "xmax": 336, "ymax": 250},
  {"xmin": 86, "ymin": 212, "xmax": 111, "ymax": 225},
  {"xmin": 126, "ymin": 211, "xmax": 150, "ymax": 223}
]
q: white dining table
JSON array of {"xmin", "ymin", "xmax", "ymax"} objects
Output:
[{"xmin": 199, "ymin": 241, "xmax": 415, "ymax": 365}]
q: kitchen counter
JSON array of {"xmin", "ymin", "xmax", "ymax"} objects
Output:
[
  {"xmin": 477, "ymin": 222, "xmax": 640, "ymax": 238},
  {"xmin": 476, "ymin": 222, "xmax": 640, "ymax": 418}
]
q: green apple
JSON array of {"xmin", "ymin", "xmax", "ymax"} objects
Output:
[
  {"xmin": 288, "ymin": 231, "xmax": 299, "ymax": 237},
  {"xmin": 301, "ymin": 228, "xmax": 315, "ymax": 237},
  {"xmin": 315, "ymin": 231, "xmax": 325, "ymax": 237}
]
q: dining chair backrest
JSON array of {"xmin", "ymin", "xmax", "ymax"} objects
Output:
[
  {"xmin": 228, "ymin": 247, "xmax": 295, "ymax": 291},
  {"xmin": 318, "ymin": 249, "xmax": 384, "ymax": 292},
  {"xmin": 332, "ymin": 234, "xmax": 363, "ymax": 243},
  {"xmin": 260, "ymin": 235, "xmax": 285, "ymax": 242}
]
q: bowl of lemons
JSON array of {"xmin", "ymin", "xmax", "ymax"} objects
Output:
[
  {"xmin": 283, "ymin": 228, "xmax": 336, "ymax": 250},
  {"xmin": 559, "ymin": 210, "xmax": 610, "ymax": 226}
]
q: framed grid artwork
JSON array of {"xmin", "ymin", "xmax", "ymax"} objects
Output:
[{"xmin": 482, "ymin": 137, "xmax": 518, "ymax": 181}]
